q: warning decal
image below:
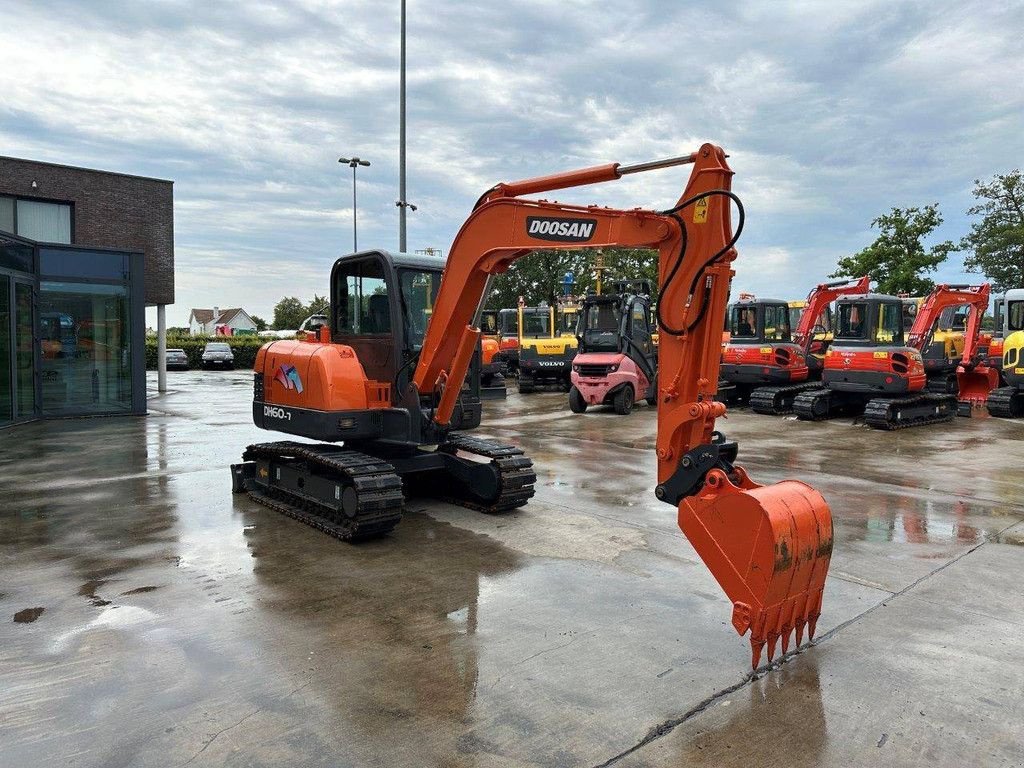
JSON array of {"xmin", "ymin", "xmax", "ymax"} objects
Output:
[{"xmin": 693, "ymin": 198, "xmax": 709, "ymax": 223}]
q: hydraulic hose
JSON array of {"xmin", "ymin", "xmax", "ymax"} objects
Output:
[{"xmin": 656, "ymin": 190, "xmax": 745, "ymax": 336}]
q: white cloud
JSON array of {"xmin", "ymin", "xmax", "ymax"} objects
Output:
[{"xmin": 2, "ymin": 0, "xmax": 1021, "ymax": 327}]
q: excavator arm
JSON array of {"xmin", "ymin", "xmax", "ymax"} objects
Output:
[
  {"xmin": 908, "ymin": 283, "xmax": 991, "ymax": 355},
  {"xmin": 794, "ymin": 276, "xmax": 870, "ymax": 348},
  {"xmin": 412, "ymin": 144, "xmax": 833, "ymax": 668}
]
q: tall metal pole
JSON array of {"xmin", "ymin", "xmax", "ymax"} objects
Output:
[
  {"xmin": 398, "ymin": 0, "xmax": 407, "ymax": 252},
  {"xmin": 340, "ymin": 157, "xmax": 369, "ymax": 254},
  {"xmin": 352, "ymin": 163, "xmax": 358, "ymax": 252}
]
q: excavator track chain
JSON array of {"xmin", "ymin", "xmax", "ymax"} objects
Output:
[
  {"xmin": 792, "ymin": 388, "xmax": 833, "ymax": 421},
  {"xmin": 238, "ymin": 441, "xmax": 405, "ymax": 542},
  {"xmin": 925, "ymin": 374, "xmax": 958, "ymax": 395},
  {"xmin": 987, "ymin": 387, "xmax": 1024, "ymax": 419},
  {"xmin": 749, "ymin": 382, "xmax": 824, "ymax": 415},
  {"xmin": 437, "ymin": 433, "xmax": 537, "ymax": 513},
  {"xmin": 862, "ymin": 393, "xmax": 957, "ymax": 430}
]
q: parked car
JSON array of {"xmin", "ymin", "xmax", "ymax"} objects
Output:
[
  {"xmin": 166, "ymin": 348, "xmax": 189, "ymax": 370},
  {"xmin": 201, "ymin": 342, "xmax": 234, "ymax": 369}
]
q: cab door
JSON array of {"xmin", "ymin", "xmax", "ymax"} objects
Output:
[{"xmin": 331, "ymin": 254, "xmax": 398, "ymax": 391}]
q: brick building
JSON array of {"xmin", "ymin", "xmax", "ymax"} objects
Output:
[{"xmin": 0, "ymin": 156, "xmax": 174, "ymax": 427}]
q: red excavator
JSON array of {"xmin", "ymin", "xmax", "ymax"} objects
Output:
[
  {"xmin": 793, "ymin": 283, "xmax": 989, "ymax": 429},
  {"xmin": 230, "ymin": 145, "xmax": 833, "ymax": 668},
  {"xmin": 720, "ymin": 276, "xmax": 870, "ymax": 414}
]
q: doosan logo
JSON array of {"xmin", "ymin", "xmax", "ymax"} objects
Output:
[{"xmin": 526, "ymin": 216, "xmax": 597, "ymax": 243}]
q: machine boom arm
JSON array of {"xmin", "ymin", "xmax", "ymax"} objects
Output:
[
  {"xmin": 908, "ymin": 283, "xmax": 991, "ymax": 363},
  {"xmin": 412, "ymin": 146, "xmax": 834, "ymax": 668},
  {"xmin": 794, "ymin": 276, "xmax": 870, "ymax": 348}
]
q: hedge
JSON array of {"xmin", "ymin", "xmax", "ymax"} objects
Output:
[{"xmin": 144, "ymin": 335, "xmax": 279, "ymax": 370}]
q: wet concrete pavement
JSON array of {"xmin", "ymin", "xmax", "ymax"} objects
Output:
[{"xmin": 1, "ymin": 370, "xmax": 1022, "ymax": 767}]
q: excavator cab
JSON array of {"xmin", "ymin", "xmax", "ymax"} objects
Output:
[
  {"xmin": 988, "ymin": 290, "xmax": 1024, "ymax": 417},
  {"xmin": 720, "ymin": 298, "xmax": 807, "ymax": 402}
]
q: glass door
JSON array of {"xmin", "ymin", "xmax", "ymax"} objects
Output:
[
  {"xmin": 14, "ymin": 279, "xmax": 36, "ymax": 420},
  {"xmin": 0, "ymin": 274, "xmax": 11, "ymax": 425}
]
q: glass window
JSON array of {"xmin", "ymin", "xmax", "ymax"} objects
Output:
[
  {"xmin": 499, "ymin": 310, "xmax": 518, "ymax": 336},
  {"xmin": 875, "ymin": 302, "xmax": 902, "ymax": 344},
  {"xmin": 557, "ymin": 309, "xmax": 577, "ymax": 335},
  {"xmin": 15, "ymin": 281, "xmax": 35, "ymax": 418},
  {"xmin": 729, "ymin": 305, "xmax": 757, "ymax": 338},
  {"xmin": 836, "ymin": 302, "xmax": 869, "ymax": 340},
  {"xmin": 789, "ymin": 305, "xmax": 804, "ymax": 332},
  {"xmin": 901, "ymin": 300, "xmax": 919, "ymax": 332},
  {"xmin": 398, "ymin": 268, "xmax": 442, "ymax": 350},
  {"xmin": 40, "ymin": 247, "xmax": 128, "ymax": 280},
  {"xmin": 0, "ymin": 197, "xmax": 13, "ymax": 233},
  {"xmin": 480, "ymin": 311, "xmax": 498, "ymax": 335},
  {"xmin": 334, "ymin": 259, "xmax": 391, "ymax": 335},
  {"xmin": 764, "ymin": 304, "xmax": 791, "ymax": 342},
  {"xmin": 16, "ymin": 200, "xmax": 72, "ymax": 243},
  {"xmin": 993, "ymin": 298, "xmax": 1004, "ymax": 334},
  {"xmin": 630, "ymin": 304, "xmax": 649, "ymax": 345},
  {"xmin": 0, "ymin": 275, "xmax": 10, "ymax": 424},
  {"xmin": 39, "ymin": 281, "xmax": 132, "ymax": 415},
  {"xmin": 521, "ymin": 310, "xmax": 550, "ymax": 338},
  {"xmin": 581, "ymin": 301, "xmax": 620, "ymax": 350},
  {"xmin": 0, "ymin": 234, "xmax": 35, "ymax": 273},
  {"xmin": 1008, "ymin": 301, "xmax": 1024, "ymax": 332}
]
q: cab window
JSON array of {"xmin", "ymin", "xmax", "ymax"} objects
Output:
[
  {"xmin": 875, "ymin": 302, "xmax": 902, "ymax": 344},
  {"xmin": 522, "ymin": 311, "xmax": 549, "ymax": 338},
  {"xmin": 729, "ymin": 305, "xmax": 757, "ymax": 338},
  {"xmin": 836, "ymin": 302, "xmax": 868, "ymax": 340},
  {"xmin": 764, "ymin": 304, "xmax": 791, "ymax": 342},
  {"xmin": 481, "ymin": 311, "xmax": 498, "ymax": 335},
  {"xmin": 335, "ymin": 258, "xmax": 391, "ymax": 335},
  {"xmin": 1008, "ymin": 301, "xmax": 1024, "ymax": 332},
  {"xmin": 399, "ymin": 269, "xmax": 441, "ymax": 350},
  {"xmin": 630, "ymin": 304, "xmax": 650, "ymax": 345}
]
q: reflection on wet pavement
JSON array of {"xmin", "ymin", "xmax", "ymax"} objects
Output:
[{"xmin": 0, "ymin": 370, "xmax": 1021, "ymax": 767}]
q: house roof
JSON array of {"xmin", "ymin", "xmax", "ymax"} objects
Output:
[{"xmin": 190, "ymin": 308, "xmax": 246, "ymax": 325}]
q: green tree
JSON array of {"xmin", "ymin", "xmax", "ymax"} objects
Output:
[
  {"xmin": 250, "ymin": 315, "xmax": 268, "ymax": 332},
  {"xmin": 960, "ymin": 170, "xmax": 1024, "ymax": 291},
  {"xmin": 272, "ymin": 297, "xmax": 307, "ymax": 330},
  {"xmin": 306, "ymin": 294, "xmax": 329, "ymax": 316},
  {"xmin": 485, "ymin": 247, "xmax": 659, "ymax": 310},
  {"xmin": 832, "ymin": 205, "xmax": 955, "ymax": 295}
]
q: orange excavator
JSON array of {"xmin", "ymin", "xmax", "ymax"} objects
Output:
[
  {"xmin": 720, "ymin": 276, "xmax": 870, "ymax": 414},
  {"xmin": 230, "ymin": 145, "xmax": 833, "ymax": 668},
  {"xmin": 794, "ymin": 283, "xmax": 990, "ymax": 429}
]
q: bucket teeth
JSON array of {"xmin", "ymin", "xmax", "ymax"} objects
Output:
[
  {"xmin": 676, "ymin": 469, "xmax": 833, "ymax": 672},
  {"xmin": 750, "ymin": 638, "xmax": 764, "ymax": 670}
]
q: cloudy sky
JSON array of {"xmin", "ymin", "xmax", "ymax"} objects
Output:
[{"xmin": 1, "ymin": 0, "xmax": 1022, "ymax": 326}]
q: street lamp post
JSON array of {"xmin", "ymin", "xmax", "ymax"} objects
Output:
[{"xmin": 339, "ymin": 156, "xmax": 370, "ymax": 252}]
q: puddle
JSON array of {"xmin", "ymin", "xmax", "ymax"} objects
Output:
[{"xmin": 14, "ymin": 607, "xmax": 44, "ymax": 623}]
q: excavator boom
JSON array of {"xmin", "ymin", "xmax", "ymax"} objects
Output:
[
  {"xmin": 411, "ymin": 144, "xmax": 833, "ymax": 667},
  {"xmin": 794, "ymin": 276, "xmax": 871, "ymax": 348}
]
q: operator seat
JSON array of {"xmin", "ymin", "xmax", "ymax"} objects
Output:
[{"xmin": 365, "ymin": 294, "xmax": 391, "ymax": 334}]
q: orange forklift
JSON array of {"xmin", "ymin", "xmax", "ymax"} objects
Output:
[{"xmin": 230, "ymin": 145, "xmax": 833, "ymax": 667}]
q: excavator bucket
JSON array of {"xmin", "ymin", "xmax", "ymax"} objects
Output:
[
  {"xmin": 677, "ymin": 467, "xmax": 833, "ymax": 669},
  {"xmin": 956, "ymin": 364, "xmax": 1000, "ymax": 411}
]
